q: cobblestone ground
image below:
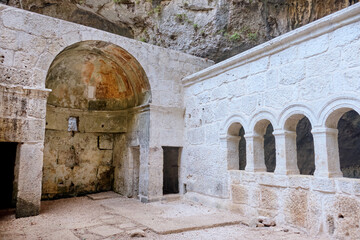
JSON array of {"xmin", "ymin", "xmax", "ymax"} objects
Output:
[{"xmin": 0, "ymin": 193, "xmax": 327, "ymax": 240}]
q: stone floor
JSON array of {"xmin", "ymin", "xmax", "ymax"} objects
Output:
[{"xmin": 0, "ymin": 192, "xmax": 327, "ymax": 240}]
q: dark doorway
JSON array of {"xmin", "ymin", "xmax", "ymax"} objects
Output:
[
  {"xmin": 163, "ymin": 147, "xmax": 180, "ymax": 195},
  {"xmin": 0, "ymin": 142, "xmax": 17, "ymax": 209}
]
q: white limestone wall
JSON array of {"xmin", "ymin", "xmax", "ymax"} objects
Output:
[{"xmin": 182, "ymin": 3, "xmax": 360, "ymax": 237}]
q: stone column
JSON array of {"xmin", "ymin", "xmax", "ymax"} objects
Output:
[
  {"xmin": 139, "ymin": 146, "xmax": 163, "ymax": 203},
  {"xmin": 15, "ymin": 142, "xmax": 44, "ymax": 218},
  {"xmin": 244, "ymin": 134, "xmax": 266, "ymax": 172},
  {"xmin": 273, "ymin": 130, "xmax": 300, "ymax": 175},
  {"xmin": 223, "ymin": 135, "xmax": 241, "ymax": 170},
  {"xmin": 311, "ymin": 127, "xmax": 343, "ymax": 178}
]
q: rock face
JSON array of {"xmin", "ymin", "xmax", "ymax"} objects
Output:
[{"xmin": 3, "ymin": 0, "xmax": 357, "ymax": 62}]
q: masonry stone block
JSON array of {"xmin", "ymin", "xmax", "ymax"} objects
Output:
[
  {"xmin": 229, "ymin": 203, "xmax": 247, "ymax": 215},
  {"xmin": 98, "ymin": 135, "xmax": 114, "ymax": 150},
  {"xmin": 249, "ymin": 56, "xmax": 269, "ymax": 75},
  {"xmin": 312, "ymin": 178, "xmax": 336, "ymax": 193},
  {"xmin": 301, "ymin": 34, "xmax": 329, "ymax": 58},
  {"xmin": 231, "ymin": 95, "xmax": 257, "ymax": 116},
  {"xmin": 260, "ymin": 186, "xmax": 279, "ymax": 210},
  {"xmin": 264, "ymin": 86, "xmax": 296, "ymax": 109},
  {"xmin": 299, "ymin": 75, "xmax": 333, "ymax": 101},
  {"xmin": 336, "ymin": 68, "xmax": 360, "ymax": 92},
  {"xmin": 227, "ymin": 78, "xmax": 246, "ymax": 98},
  {"xmin": 288, "ymin": 175, "xmax": 311, "ymax": 190},
  {"xmin": 341, "ymin": 42, "xmax": 360, "ymax": 69},
  {"xmin": 265, "ymin": 68, "xmax": 278, "ymax": 89},
  {"xmin": 307, "ymin": 191, "xmax": 323, "ymax": 235},
  {"xmin": 258, "ymin": 174, "xmax": 288, "ymax": 188},
  {"xmin": 336, "ymin": 178, "xmax": 353, "ymax": 195},
  {"xmin": 187, "ymin": 128, "xmax": 205, "ymax": 145},
  {"xmin": 0, "ymin": 28, "xmax": 18, "ymax": 50},
  {"xmin": 269, "ymin": 45, "xmax": 298, "ymax": 67},
  {"xmin": 229, "ymin": 170, "xmax": 242, "ymax": 184},
  {"xmin": 284, "ymin": 189, "xmax": 308, "ymax": 229},
  {"xmin": 279, "ymin": 61, "xmax": 305, "ymax": 85},
  {"xmin": 323, "ymin": 195, "xmax": 360, "ymax": 239},
  {"xmin": 0, "ymin": 48, "xmax": 14, "ymax": 67},
  {"xmin": 306, "ymin": 49, "xmax": 341, "ymax": 77},
  {"xmin": 247, "ymin": 73, "xmax": 266, "ymax": 94},
  {"xmin": 329, "ymin": 21, "xmax": 360, "ymax": 48},
  {"xmin": 213, "ymin": 101, "xmax": 229, "ymax": 121},
  {"xmin": 211, "ymin": 84, "xmax": 228, "ymax": 100},
  {"xmin": 353, "ymin": 181, "xmax": 360, "ymax": 196}
]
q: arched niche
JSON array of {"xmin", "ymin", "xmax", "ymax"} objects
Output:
[
  {"xmin": 43, "ymin": 41, "xmax": 151, "ymax": 199},
  {"xmin": 46, "ymin": 40, "xmax": 151, "ymax": 110}
]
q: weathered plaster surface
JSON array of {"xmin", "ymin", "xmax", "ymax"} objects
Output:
[{"xmin": 182, "ymin": 3, "xmax": 360, "ymax": 238}]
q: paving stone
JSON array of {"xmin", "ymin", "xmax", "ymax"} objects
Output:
[
  {"xmin": 87, "ymin": 191, "xmax": 122, "ymax": 200},
  {"xmin": 88, "ymin": 225, "xmax": 124, "ymax": 237},
  {"xmin": 117, "ymin": 222, "xmax": 138, "ymax": 229},
  {"xmin": 45, "ymin": 230, "xmax": 79, "ymax": 240}
]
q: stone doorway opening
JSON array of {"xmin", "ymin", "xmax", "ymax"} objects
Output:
[
  {"xmin": 162, "ymin": 147, "xmax": 180, "ymax": 195},
  {"xmin": 0, "ymin": 142, "xmax": 17, "ymax": 209}
]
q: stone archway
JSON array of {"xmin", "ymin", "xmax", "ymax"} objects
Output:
[{"xmin": 42, "ymin": 41, "xmax": 151, "ymax": 199}]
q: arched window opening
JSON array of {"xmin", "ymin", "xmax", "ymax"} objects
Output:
[
  {"xmin": 227, "ymin": 122, "xmax": 245, "ymax": 170},
  {"xmin": 264, "ymin": 123, "xmax": 276, "ymax": 172},
  {"xmin": 239, "ymin": 127, "xmax": 246, "ymax": 170},
  {"xmin": 296, "ymin": 117, "xmax": 315, "ymax": 175},
  {"xmin": 338, "ymin": 110, "xmax": 360, "ymax": 178}
]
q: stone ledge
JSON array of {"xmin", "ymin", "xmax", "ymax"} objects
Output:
[{"xmin": 0, "ymin": 84, "xmax": 51, "ymax": 99}]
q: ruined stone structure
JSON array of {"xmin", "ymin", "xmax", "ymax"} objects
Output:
[
  {"xmin": 1, "ymin": 2, "xmax": 360, "ymax": 239},
  {"xmin": 0, "ymin": 3, "xmax": 211, "ymax": 217}
]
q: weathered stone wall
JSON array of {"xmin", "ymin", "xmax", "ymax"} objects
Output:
[
  {"xmin": 42, "ymin": 106, "xmax": 128, "ymax": 199},
  {"xmin": 0, "ymin": 84, "xmax": 49, "ymax": 217},
  {"xmin": 0, "ymin": 3, "xmax": 212, "ymax": 215},
  {"xmin": 182, "ymin": 3, "xmax": 360, "ymax": 237}
]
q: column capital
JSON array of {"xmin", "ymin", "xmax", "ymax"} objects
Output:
[
  {"xmin": 227, "ymin": 135, "xmax": 242, "ymax": 141},
  {"xmin": 244, "ymin": 133, "xmax": 263, "ymax": 139},
  {"xmin": 311, "ymin": 127, "xmax": 338, "ymax": 135},
  {"xmin": 272, "ymin": 129, "xmax": 296, "ymax": 136},
  {"xmin": 219, "ymin": 135, "xmax": 241, "ymax": 143}
]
